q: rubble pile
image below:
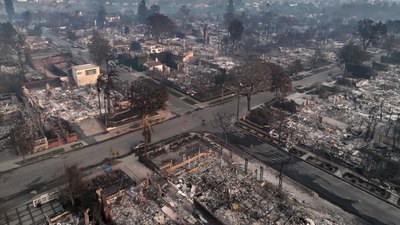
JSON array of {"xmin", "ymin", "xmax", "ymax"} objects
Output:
[
  {"xmin": 356, "ymin": 69, "xmax": 400, "ymax": 117},
  {"xmin": 0, "ymin": 123, "xmax": 13, "ymax": 150},
  {"xmin": 102, "ymin": 135, "xmax": 367, "ymax": 225},
  {"xmin": 0, "ymin": 123, "xmax": 13, "ymax": 139},
  {"xmin": 88, "ymin": 169, "xmax": 134, "ymax": 191},
  {"xmin": 26, "ymin": 36, "xmax": 50, "ymax": 50},
  {"xmin": 0, "ymin": 65, "xmax": 18, "ymax": 74},
  {"xmin": 0, "ymin": 93, "xmax": 23, "ymax": 151},
  {"xmin": 165, "ymin": 64, "xmax": 219, "ymax": 95},
  {"xmin": 286, "ymin": 65, "xmax": 400, "ymax": 166},
  {"xmin": 29, "ymin": 86, "xmax": 106, "ymax": 122},
  {"xmin": 172, "ymin": 159, "xmax": 314, "ymax": 225},
  {"xmin": 288, "ymin": 100, "xmax": 366, "ymax": 155},
  {"xmin": 0, "ymin": 101, "xmax": 19, "ymax": 115},
  {"xmin": 103, "ymin": 170, "xmax": 201, "ymax": 225},
  {"xmin": 109, "ymin": 187, "xmax": 173, "ymax": 225},
  {"xmin": 108, "ymin": 182, "xmax": 202, "ymax": 225}
]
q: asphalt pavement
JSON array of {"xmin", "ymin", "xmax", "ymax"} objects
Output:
[
  {"xmin": 42, "ymin": 29, "xmax": 91, "ymax": 62},
  {"xmin": 228, "ymin": 130, "xmax": 400, "ymax": 225},
  {"xmin": 3, "ymin": 83, "xmax": 400, "ymax": 225},
  {"xmin": 16, "ymin": 30, "xmax": 396, "ymax": 225},
  {"xmin": 0, "ymin": 66, "xmax": 334, "ymax": 200},
  {"xmin": 0, "ymin": 89, "xmax": 273, "ymax": 200}
]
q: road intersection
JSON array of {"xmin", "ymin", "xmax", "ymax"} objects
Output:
[{"xmin": 3, "ymin": 33, "xmax": 395, "ymax": 224}]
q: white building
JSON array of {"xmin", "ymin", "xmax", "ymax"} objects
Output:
[{"xmin": 72, "ymin": 64, "xmax": 100, "ymax": 86}]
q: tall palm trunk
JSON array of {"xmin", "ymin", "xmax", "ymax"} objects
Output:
[
  {"xmin": 107, "ymin": 95, "xmax": 111, "ymax": 118},
  {"xmin": 103, "ymin": 94, "xmax": 108, "ymax": 126},
  {"xmin": 69, "ymin": 191, "xmax": 75, "ymax": 207},
  {"xmin": 17, "ymin": 50, "xmax": 25, "ymax": 82},
  {"xmin": 97, "ymin": 92, "xmax": 102, "ymax": 117},
  {"xmin": 105, "ymin": 60, "xmax": 110, "ymax": 72}
]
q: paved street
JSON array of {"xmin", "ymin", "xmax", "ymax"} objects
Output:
[
  {"xmin": 167, "ymin": 93, "xmax": 196, "ymax": 115},
  {"xmin": 299, "ymin": 66, "xmax": 342, "ymax": 86},
  {"xmin": 0, "ymin": 89, "xmax": 272, "ymax": 199},
  {"xmin": 2, "ymin": 36, "xmax": 378, "ymax": 223},
  {"xmin": 228, "ymin": 130, "xmax": 400, "ymax": 225},
  {"xmin": 2, "ymin": 79, "xmax": 400, "ymax": 225},
  {"xmin": 42, "ymin": 29, "xmax": 90, "ymax": 61},
  {"xmin": 0, "ymin": 66, "xmax": 335, "ymax": 201}
]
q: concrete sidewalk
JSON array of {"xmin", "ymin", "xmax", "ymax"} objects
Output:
[
  {"xmin": 94, "ymin": 110, "xmax": 175, "ymax": 142},
  {"xmin": 0, "ymin": 141, "xmax": 88, "ymax": 173},
  {"xmin": 0, "ymin": 110, "xmax": 175, "ymax": 173},
  {"xmin": 237, "ymin": 120, "xmax": 400, "ymax": 209}
]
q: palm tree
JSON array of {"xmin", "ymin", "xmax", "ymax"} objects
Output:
[
  {"xmin": 214, "ymin": 69, "xmax": 228, "ymax": 101},
  {"xmin": 102, "ymin": 71, "xmax": 119, "ymax": 126},
  {"xmin": 96, "ymin": 73, "xmax": 106, "ymax": 117},
  {"xmin": 275, "ymin": 74, "xmax": 292, "ymax": 97},
  {"xmin": 142, "ymin": 115, "xmax": 154, "ymax": 155}
]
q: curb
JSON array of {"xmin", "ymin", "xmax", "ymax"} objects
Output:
[
  {"xmin": 236, "ymin": 121, "xmax": 400, "ymax": 210},
  {"xmin": 0, "ymin": 115, "xmax": 179, "ymax": 175},
  {"xmin": 204, "ymin": 133, "xmax": 395, "ymax": 225},
  {"xmin": 294, "ymin": 151, "xmax": 400, "ymax": 210}
]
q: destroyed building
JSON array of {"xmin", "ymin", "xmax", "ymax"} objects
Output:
[
  {"xmin": 0, "ymin": 92, "xmax": 49, "ymax": 154},
  {"xmin": 98, "ymin": 133, "xmax": 363, "ymax": 225},
  {"xmin": 269, "ymin": 63, "xmax": 400, "ymax": 190},
  {"xmin": 28, "ymin": 85, "xmax": 103, "ymax": 122}
]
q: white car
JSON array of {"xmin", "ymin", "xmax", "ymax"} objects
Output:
[
  {"xmin": 295, "ymin": 85, "xmax": 306, "ymax": 92},
  {"xmin": 131, "ymin": 141, "xmax": 145, "ymax": 151}
]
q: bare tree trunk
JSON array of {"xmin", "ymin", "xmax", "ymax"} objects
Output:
[
  {"xmin": 69, "ymin": 192, "xmax": 75, "ymax": 207},
  {"xmin": 278, "ymin": 118, "xmax": 283, "ymax": 140},
  {"xmin": 17, "ymin": 50, "xmax": 25, "ymax": 81},
  {"xmin": 236, "ymin": 89, "xmax": 240, "ymax": 122},
  {"xmin": 107, "ymin": 96, "xmax": 111, "ymax": 117},
  {"xmin": 16, "ymin": 145, "xmax": 21, "ymax": 156},
  {"xmin": 98, "ymin": 92, "xmax": 102, "ymax": 117},
  {"xmin": 393, "ymin": 119, "xmax": 399, "ymax": 150},
  {"xmin": 246, "ymin": 94, "xmax": 251, "ymax": 111},
  {"xmin": 105, "ymin": 60, "xmax": 110, "ymax": 72},
  {"xmin": 278, "ymin": 162, "xmax": 284, "ymax": 194},
  {"xmin": 103, "ymin": 95, "xmax": 108, "ymax": 126}
]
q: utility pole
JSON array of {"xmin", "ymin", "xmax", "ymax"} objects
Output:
[{"xmin": 278, "ymin": 154, "xmax": 292, "ymax": 196}]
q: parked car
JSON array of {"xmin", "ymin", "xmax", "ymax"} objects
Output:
[
  {"xmin": 295, "ymin": 85, "xmax": 306, "ymax": 92},
  {"xmin": 131, "ymin": 140, "xmax": 144, "ymax": 152}
]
